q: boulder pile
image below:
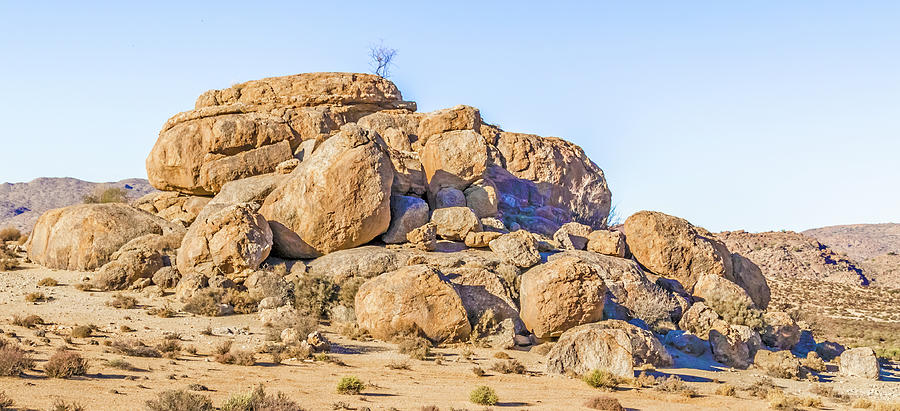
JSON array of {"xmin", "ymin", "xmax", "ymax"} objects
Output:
[{"xmin": 24, "ymin": 72, "xmax": 872, "ymax": 380}]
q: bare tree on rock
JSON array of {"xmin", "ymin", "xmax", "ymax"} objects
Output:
[{"xmin": 369, "ymin": 41, "xmax": 397, "ymax": 78}]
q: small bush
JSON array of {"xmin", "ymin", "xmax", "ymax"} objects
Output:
[
  {"xmin": 532, "ymin": 343, "xmax": 553, "ymax": 356},
  {"xmin": 183, "ymin": 290, "xmax": 224, "ymax": 316},
  {"xmin": 145, "ymin": 390, "xmax": 213, "ymax": 411},
  {"xmin": 336, "ymin": 376, "xmax": 365, "ymax": 395},
  {"xmin": 0, "ymin": 345, "xmax": 34, "ymax": 376},
  {"xmin": 745, "ymin": 377, "xmax": 777, "ymax": 399},
  {"xmin": 705, "ymin": 292, "xmax": 764, "ymax": 330},
  {"xmin": 0, "ymin": 256, "xmax": 18, "ymax": 271},
  {"xmin": 584, "ymin": 395, "xmax": 625, "ymax": 411},
  {"xmin": 37, "ymin": 277, "xmax": 59, "ymax": 287},
  {"xmin": 654, "ymin": 376, "xmax": 697, "ymax": 398},
  {"xmin": 147, "ymin": 305, "xmax": 175, "ymax": 318},
  {"xmin": 801, "ymin": 352, "xmax": 827, "ymax": 372},
  {"xmin": 214, "ymin": 341, "xmax": 255, "ymax": 366},
  {"xmin": 490, "ymin": 359, "xmax": 525, "ymax": 374},
  {"xmin": 221, "ymin": 384, "xmax": 304, "ymax": 411},
  {"xmin": 472, "ymin": 366, "xmax": 485, "ymax": 377},
  {"xmin": 50, "ymin": 399, "xmax": 85, "ymax": 411},
  {"xmin": 469, "ymin": 385, "xmax": 498, "ymax": 406},
  {"xmin": 104, "ymin": 358, "xmax": 137, "ymax": 371},
  {"xmin": 83, "ymin": 187, "xmax": 127, "ymax": 204},
  {"xmin": 584, "ymin": 369, "xmax": 619, "ymax": 391},
  {"xmin": 767, "ymin": 390, "xmax": 801, "ymax": 410},
  {"xmin": 44, "ymin": 349, "xmax": 89, "ymax": 378},
  {"xmin": 386, "ymin": 359, "xmax": 410, "ymax": 370},
  {"xmin": 294, "ymin": 274, "xmax": 338, "ymax": 319},
  {"xmin": 630, "ymin": 284, "xmax": 678, "ymax": 326},
  {"xmin": 107, "ymin": 294, "xmax": 137, "ymax": 309},
  {"xmin": 70, "ymin": 325, "xmax": 92, "ymax": 338},
  {"xmin": 0, "ymin": 227, "xmax": 20, "ymax": 242},
  {"xmin": 493, "ymin": 351, "xmax": 510, "ymax": 359},
  {"xmin": 12, "ymin": 314, "xmax": 43, "ymax": 328},
  {"xmin": 24, "ymin": 292, "xmax": 46, "ymax": 302},
  {"xmin": 110, "ymin": 339, "xmax": 161, "ymax": 358},
  {"xmin": 631, "ymin": 371, "xmax": 660, "ymax": 388},
  {"xmin": 395, "ymin": 335, "xmax": 431, "ymax": 360},
  {"xmin": 716, "ymin": 383, "xmax": 737, "ymax": 397},
  {"xmin": 800, "ymin": 396, "xmax": 824, "ymax": 408},
  {"xmin": 0, "ymin": 391, "xmax": 12, "ymax": 409},
  {"xmin": 852, "ymin": 398, "xmax": 873, "ymax": 408}
]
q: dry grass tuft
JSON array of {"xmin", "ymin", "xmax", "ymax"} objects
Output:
[
  {"xmin": 490, "ymin": 358, "xmax": 526, "ymax": 374},
  {"xmin": 12, "ymin": 314, "xmax": 43, "ymax": 328},
  {"xmin": 37, "ymin": 277, "xmax": 59, "ymax": 287},
  {"xmin": 145, "ymin": 389, "xmax": 213, "ymax": 411},
  {"xmin": 24, "ymin": 292, "xmax": 46, "ymax": 303},
  {"xmin": 584, "ymin": 395, "xmax": 625, "ymax": 411},
  {"xmin": 107, "ymin": 294, "xmax": 138, "ymax": 309}
]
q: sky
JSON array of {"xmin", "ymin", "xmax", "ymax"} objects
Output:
[{"xmin": 1, "ymin": 1, "xmax": 898, "ymax": 233}]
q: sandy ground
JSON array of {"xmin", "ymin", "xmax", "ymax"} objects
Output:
[{"xmin": 0, "ymin": 263, "xmax": 897, "ymax": 410}]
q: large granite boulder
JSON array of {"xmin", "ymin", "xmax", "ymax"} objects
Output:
[
  {"xmin": 589, "ymin": 320, "xmax": 673, "ymax": 367},
  {"xmin": 306, "ymin": 246, "xmax": 401, "ymax": 285},
  {"xmin": 754, "ymin": 349, "xmax": 801, "ymax": 379},
  {"xmin": 355, "ymin": 265, "xmax": 471, "ymax": 343},
  {"xmin": 693, "ymin": 273, "xmax": 757, "ymax": 309},
  {"xmin": 489, "ymin": 230, "xmax": 541, "ymax": 268},
  {"xmin": 545, "ymin": 325, "xmax": 634, "ymax": 378},
  {"xmin": 146, "ymin": 72, "xmax": 411, "ymax": 195},
  {"xmin": 177, "ymin": 203, "xmax": 272, "ymax": 277},
  {"xmin": 27, "ymin": 203, "xmax": 179, "ymax": 271},
  {"xmin": 624, "ymin": 210, "xmax": 733, "ymax": 291},
  {"xmin": 261, "ymin": 124, "xmax": 394, "ymax": 258},
  {"xmin": 519, "ymin": 256, "xmax": 606, "ymax": 339},
  {"xmin": 709, "ymin": 324, "xmax": 761, "ymax": 369},
  {"xmin": 761, "ymin": 311, "xmax": 801, "ymax": 351},
  {"xmin": 730, "ymin": 253, "xmax": 771, "ymax": 310},
  {"xmin": 381, "ymin": 195, "xmax": 429, "ymax": 244},
  {"xmin": 93, "ymin": 232, "xmax": 183, "ymax": 290},
  {"xmin": 421, "ymin": 130, "xmax": 490, "ymax": 198},
  {"xmin": 679, "ymin": 302, "xmax": 727, "ymax": 339},
  {"xmin": 133, "ymin": 191, "xmax": 210, "ymax": 227},
  {"xmin": 587, "ymin": 229, "xmax": 626, "ymax": 257},
  {"xmin": 553, "ymin": 222, "xmax": 593, "ymax": 250},
  {"xmin": 430, "ymin": 206, "xmax": 482, "ymax": 241},
  {"xmin": 839, "ymin": 347, "xmax": 880, "ymax": 380}
]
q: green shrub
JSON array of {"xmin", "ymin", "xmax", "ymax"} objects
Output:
[
  {"xmin": 469, "ymin": 386, "xmax": 498, "ymax": 406},
  {"xmin": 146, "ymin": 390, "xmax": 213, "ymax": 411},
  {"xmin": 705, "ymin": 292, "xmax": 765, "ymax": 330},
  {"xmin": 336, "ymin": 376, "xmax": 365, "ymax": 395},
  {"xmin": 584, "ymin": 369, "xmax": 619, "ymax": 391}
]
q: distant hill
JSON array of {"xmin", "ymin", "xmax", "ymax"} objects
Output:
[
  {"xmin": 0, "ymin": 177, "xmax": 156, "ymax": 233},
  {"xmin": 803, "ymin": 223, "xmax": 900, "ymax": 289}
]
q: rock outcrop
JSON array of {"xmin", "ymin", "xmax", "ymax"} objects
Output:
[
  {"xmin": 354, "ymin": 265, "xmax": 471, "ymax": 343},
  {"xmin": 27, "ymin": 203, "xmax": 179, "ymax": 271},
  {"xmin": 624, "ymin": 211, "xmax": 733, "ymax": 292},
  {"xmin": 489, "ymin": 230, "xmax": 541, "ymax": 268},
  {"xmin": 177, "ymin": 203, "xmax": 272, "ymax": 277},
  {"xmin": 545, "ymin": 324, "xmax": 634, "ymax": 378},
  {"xmin": 261, "ymin": 124, "xmax": 393, "ymax": 257},
  {"xmin": 519, "ymin": 256, "xmax": 606, "ymax": 339},
  {"xmin": 839, "ymin": 347, "xmax": 880, "ymax": 380}
]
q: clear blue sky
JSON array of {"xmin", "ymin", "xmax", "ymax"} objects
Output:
[{"xmin": 2, "ymin": 1, "xmax": 898, "ymax": 233}]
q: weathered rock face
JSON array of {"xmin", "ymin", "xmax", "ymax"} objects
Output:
[
  {"xmin": 146, "ymin": 73, "xmax": 411, "ymax": 195},
  {"xmin": 444, "ymin": 267, "xmax": 525, "ymax": 335},
  {"xmin": 709, "ymin": 325, "xmax": 760, "ymax": 369},
  {"xmin": 464, "ymin": 231, "xmax": 502, "ymax": 248},
  {"xmin": 519, "ymin": 256, "xmax": 606, "ymax": 339},
  {"xmin": 589, "ymin": 320, "xmax": 673, "ymax": 367},
  {"xmin": 664, "ymin": 330, "xmax": 708, "ymax": 356},
  {"xmin": 549, "ymin": 251, "xmax": 679, "ymax": 327},
  {"xmin": 545, "ymin": 325, "xmax": 634, "ymax": 378},
  {"xmin": 27, "ymin": 203, "xmax": 179, "ymax": 271},
  {"xmin": 679, "ymin": 302, "xmax": 726, "ymax": 339},
  {"xmin": 554, "ymin": 222, "xmax": 593, "ymax": 250},
  {"xmin": 624, "ymin": 211, "xmax": 733, "ymax": 292},
  {"xmin": 92, "ymin": 232, "xmax": 183, "ymax": 290},
  {"xmin": 133, "ymin": 191, "xmax": 210, "ymax": 227},
  {"xmin": 494, "ymin": 133, "xmax": 611, "ymax": 230},
  {"xmin": 430, "ymin": 207, "xmax": 482, "ymax": 241},
  {"xmin": 354, "ymin": 265, "xmax": 471, "ymax": 343},
  {"xmin": 839, "ymin": 347, "xmax": 880, "ymax": 380},
  {"xmin": 196, "ymin": 173, "xmax": 286, "ymax": 222},
  {"xmin": 464, "ymin": 179, "xmax": 499, "ymax": 218},
  {"xmin": 381, "ymin": 195, "xmax": 429, "ymax": 244},
  {"xmin": 434, "ymin": 187, "xmax": 466, "ymax": 209},
  {"xmin": 422, "ymin": 130, "xmax": 490, "ymax": 198},
  {"xmin": 177, "ymin": 203, "xmax": 273, "ymax": 277},
  {"xmin": 489, "ymin": 230, "xmax": 541, "ymax": 268},
  {"xmin": 693, "ymin": 274, "xmax": 757, "ymax": 309},
  {"xmin": 761, "ymin": 311, "xmax": 801, "ymax": 351},
  {"xmin": 306, "ymin": 246, "xmax": 401, "ymax": 285},
  {"xmin": 587, "ymin": 230, "xmax": 626, "ymax": 257},
  {"xmin": 406, "ymin": 223, "xmax": 437, "ymax": 251},
  {"xmin": 261, "ymin": 124, "xmax": 393, "ymax": 258},
  {"xmin": 730, "ymin": 253, "xmax": 771, "ymax": 310}
]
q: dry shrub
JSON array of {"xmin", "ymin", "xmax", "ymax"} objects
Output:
[
  {"xmin": 265, "ymin": 343, "xmax": 311, "ymax": 364},
  {"xmin": 214, "ymin": 341, "xmax": 255, "ymax": 366},
  {"xmin": 472, "ymin": 366, "xmax": 485, "ymax": 377},
  {"xmin": 705, "ymin": 291, "xmax": 765, "ymax": 330},
  {"xmin": 147, "ymin": 305, "xmax": 175, "ymax": 318},
  {"xmin": 83, "ymin": 187, "xmax": 127, "ymax": 204},
  {"xmin": 338, "ymin": 277, "xmax": 365, "ymax": 308},
  {"xmin": 0, "ymin": 227, "xmax": 20, "ymax": 242},
  {"xmin": 631, "ymin": 284, "xmax": 678, "ymax": 326},
  {"xmin": 24, "ymin": 292, "xmax": 46, "ymax": 302},
  {"xmin": 532, "ymin": 343, "xmax": 553, "ymax": 356},
  {"xmin": 0, "ymin": 343, "xmax": 34, "ymax": 376},
  {"xmin": 800, "ymin": 396, "xmax": 824, "ymax": 408},
  {"xmin": 110, "ymin": 339, "xmax": 161, "ymax": 358},
  {"xmin": 50, "ymin": 399, "xmax": 85, "ymax": 411},
  {"xmin": 0, "ymin": 391, "xmax": 12, "ymax": 409},
  {"xmin": 801, "ymin": 352, "xmax": 827, "ymax": 372},
  {"xmin": 294, "ymin": 274, "xmax": 338, "ymax": 319},
  {"xmin": 654, "ymin": 376, "xmax": 697, "ymax": 398},
  {"xmin": 745, "ymin": 377, "xmax": 778, "ymax": 399},
  {"xmin": 222, "ymin": 289, "xmax": 258, "ymax": 314},
  {"xmin": 493, "ymin": 351, "xmax": 510, "ymax": 359},
  {"xmin": 852, "ymin": 398, "xmax": 873, "ymax": 408},
  {"xmin": 264, "ymin": 311, "xmax": 317, "ymax": 342},
  {"xmin": 155, "ymin": 338, "xmax": 182, "ymax": 356},
  {"xmin": 44, "ymin": 349, "xmax": 88, "ymax": 378},
  {"xmin": 103, "ymin": 358, "xmax": 137, "ymax": 371},
  {"xmin": 385, "ymin": 358, "xmax": 410, "ymax": 370},
  {"xmin": 585, "ymin": 395, "xmax": 625, "ymax": 411},
  {"xmin": 395, "ymin": 334, "xmax": 431, "ymax": 360},
  {"xmin": 12, "ymin": 314, "xmax": 43, "ymax": 328},
  {"xmin": 145, "ymin": 390, "xmax": 213, "ymax": 411},
  {"xmin": 632, "ymin": 371, "xmax": 661, "ymax": 388},
  {"xmin": 767, "ymin": 390, "xmax": 801, "ymax": 410},
  {"xmin": 584, "ymin": 369, "xmax": 620, "ymax": 391},
  {"xmin": 37, "ymin": 277, "xmax": 59, "ymax": 287},
  {"xmin": 338, "ymin": 323, "xmax": 369, "ymax": 341},
  {"xmin": 490, "ymin": 359, "xmax": 525, "ymax": 374},
  {"xmin": 336, "ymin": 376, "xmax": 364, "ymax": 395},
  {"xmin": 716, "ymin": 383, "xmax": 737, "ymax": 397},
  {"xmin": 183, "ymin": 289, "xmax": 224, "ymax": 316},
  {"xmin": 70, "ymin": 325, "xmax": 92, "ymax": 338},
  {"xmin": 107, "ymin": 294, "xmax": 137, "ymax": 309},
  {"xmin": 221, "ymin": 384, "xmax": 304, "ymax": 411}
]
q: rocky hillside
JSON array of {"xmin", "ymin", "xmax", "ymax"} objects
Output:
[
  {"xmin": 803, "ymin": 223, "xmax": 900, "ymax": 260},
  {"xmin": 0, "ymin": 177, "xmax": 156, "ymax": 232}
]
